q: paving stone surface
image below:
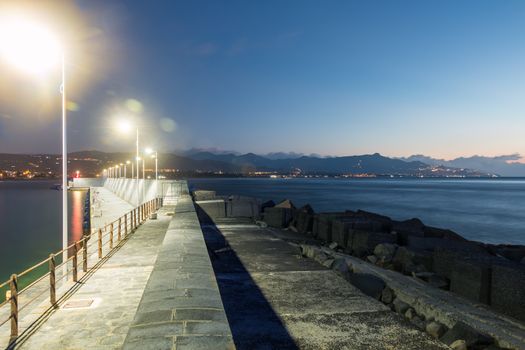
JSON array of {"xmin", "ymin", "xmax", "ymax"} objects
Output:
[
  {"xmin": 122, "ymin": 195, "xmax": 234, "ymax": 350},
  {"xmin": 0, "ymin": 186, "xmax": 138, "ymax": 349},
  {"xmin": 12, "ymin": 204, "xmax": 171, "ymax": 349},
  {"xmin": 202, "ymin": 218, "xmax": 449, "ymax": 350}
]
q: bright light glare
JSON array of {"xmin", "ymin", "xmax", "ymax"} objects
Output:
[
  {"xmin": 116, "ymin": 119, "xmax": 133, "ymax": 133},
  {"xmin": 0, "ymin": 16, "xmax": 61, "ymax": 75},
  {"xmin": 145, "ymin": 147, "xmax": 153, "ymax": 154}
]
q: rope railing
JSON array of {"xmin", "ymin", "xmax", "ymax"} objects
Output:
[{"xmin": 0, "ymin": 196, "xmax": 163, "ymax": 347}]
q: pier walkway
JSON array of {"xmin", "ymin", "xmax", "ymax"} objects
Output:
[
  {"xmin": 7, "ymin": 182, "xmax": 233, "ymax": 350},
  {"xmin": 201, "ymin": 217, "xmax": 448, "ymax": 349}
]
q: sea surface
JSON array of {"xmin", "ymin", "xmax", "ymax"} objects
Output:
[
  {"xmin": 189, "ymin": 177, "xmax": 525, "ymax": 246},
  {"xmin": 0, "ymin": 180, "xmax": 87, "ymax": 286}
]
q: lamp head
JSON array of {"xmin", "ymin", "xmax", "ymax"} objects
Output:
[{"xmin": 0, "ymin": 15, "xmax": 61, "ymax": 75}]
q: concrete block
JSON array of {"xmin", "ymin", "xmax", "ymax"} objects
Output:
[
  {"xmin": 331, "ymin": 220, "xmax": 353, "ymax": 247},
  {"xmin": 408, "ymin": 236, "xmax": 487, "ymax": 253},
  {"xmin": 393, "ymin": 218, "xmax": 425, "ymax": 245},
  {"xmin": 352, "ymin": 231, "xmax": 397, "ymax": 257},
  {"xmin": 196, "ymin": 200, "xmax": 226, "ymax": 219},
  {"xmin": 193, "ymin": 190, "xmax": 216, "ymax": 201},
  {"xmin": 226, "ymin": 198, "xmax": 260, "ymax": 218},
  {"xmin": 491, "ymin": 263, "xmax": 525, "ymax": 321},
  {"xmin": 264, "ymin": 207, "xmax": 292, "ymax": 228},
  {"xmin": 393, "ymin": 246, "xmax": 433, "ymax": 274},
  {"xmin": 450, "ymin": 258, "xmax": 491, "ymax": 304},
  {"xmin": 433, "ymin": 248, "xmax": 492, "ymax": 280},
  {"xmin": 423, "ymin": 226, "xmax": 465, "ymax": 241},
  {"xmin": 295, "ymin": 205, "xmax": 314, "ymax": 234},
  {"xmin": 313, "ymin": 213, "xmax": 346, "ymax": 241}
]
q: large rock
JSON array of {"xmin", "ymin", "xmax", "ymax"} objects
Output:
[
  {"xmin": 450, "ymin": 258, "xmax": 492, "ymax": 304},
  {"xmin": 440, "ymin": 321, "xmax": 493, "ymax": 348},
  {"xmin": 393, "ymin": 218, "xmax": 425, "ymax": 245},
  {"xmin": 294, "ymin": 204, "xmax": 314, "ymax": 234},
  {"xmin": 393, "ymin": 246, "xmax": 433, "ymax": 274},
  {"xmin": 226, "ymin": 196, "xmax": 260, "ymax": 218},
  {"xmin": 352, "ymin": 231, "xmax": 397, "ymax": 258},
  {"xmin": 195, "ymin": 199, "xmax": 226, "ymax": 220},
  {"xmin": 426, "ymin": 321, "xmax": 446, "ymax": 339},
  {"xmin": 275, "ymin": 199, "xmax": 295, "ymax": 209},
  {"xmin": 491, "ymin": 263, "xmax": 525, "ymax": 321},
  {"xmin": 374, "ymin": 243, "xmax": 398, "ymax": 262},
  {"xmin": 264, "ymin": 207, "xmax": 293, "ymax": 228},
  {"xmin": 193, "ymin": 190, "xmax": 216, "ymax": 201},
  {"xmin": 347, "ymin": 273, "xmax": 385, "ymax": 300}
]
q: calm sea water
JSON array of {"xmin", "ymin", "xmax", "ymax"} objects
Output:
[
  {"xmin": 0, "ymin": 180, "xmax": 86, "ymax": 284},
  {"xmin": 189, "ymin": 177, "xmax": 525, "ymax": 246}
]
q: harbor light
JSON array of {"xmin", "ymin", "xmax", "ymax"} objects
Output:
[
  {"xmin": 0, "ymin": 14, "xmax": 69, "ymax": 269},
  {"xmin": 0, "ymin": 15, "xmax": 61, "ymax": 75}
]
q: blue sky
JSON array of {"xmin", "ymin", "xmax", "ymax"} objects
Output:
[{"xmin": 0, "ymin": 0, "xmax": 524, "ymax": 159}]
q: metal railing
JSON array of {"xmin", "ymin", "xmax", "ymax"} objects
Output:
[{"xmin": 0, "ymin": 197, "xmax": 163, "ymax": 347}]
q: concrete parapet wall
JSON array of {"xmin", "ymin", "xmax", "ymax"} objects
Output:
[
  {"xmin": 104, "ymin": 178, "xmax": 159, "ymax": 205},
  {"xmin": 73, "ymin": 178, "xmax": 186, "ymax": 206},
  {"xmin": 123, "ymin": 195, "xmax": 234, "ymax": 349},
  {"xmin": 72, "ymin": 178, "xmax": 104, "ymax": 188}
]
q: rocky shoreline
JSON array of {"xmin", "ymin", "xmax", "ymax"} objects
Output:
[{"xmin": 193, "ymin": 189, "xmax": 525, "ymax": 350}]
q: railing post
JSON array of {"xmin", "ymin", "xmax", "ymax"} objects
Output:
[
  {"xmin": 49, "ymin": 254, "xmax": 56, "ymax": 306},
  {"xmin": 82, "ymin": 239, "xmax": 88, "ymax": 272},
  {"xmin": 124, "ymin": 214, "xmax": 128, "ymax": 236},
  {"xmin": 109, "ymin": 223, "xmax": 114, "ymax": 249},
  {"xmin": 98, "ymin": 228, "xmax": 102, "ymax": 259},
  {"xmin": 72, "ymin": 242, "xmax": 78, "ymax": 282},
  {"xmin": 118, "ymin": 218, "xmax": 122, "ymax": 241},
  {"xmin": 134, "ymin": 209, "xmax": 137, "ymax": 228},
  {"xmin": 9, "ymin": 274, "xmax": 18, "ymax": 342}
]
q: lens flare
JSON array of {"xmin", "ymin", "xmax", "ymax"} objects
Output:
[{"xmin": 0, "ymin": 15, "xmax": 61, "ymax": 75}]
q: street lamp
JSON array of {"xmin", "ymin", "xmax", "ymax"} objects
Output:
[
  {"xmin": 117, "ymin": 119, "xmax": 140, "ymax": 206},
  {"xmin": 0, "ymin": 16, "xmax": 69, "ymax": 265},
  {"xmin": 125, "ymin": 160, "xmax": 130, "ymax": 178},
  {"xmin": 145, "ymin": 148, "xmax": 158, "ymax": 181}
]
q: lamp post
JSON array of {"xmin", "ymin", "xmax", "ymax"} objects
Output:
[
  {"xmin": 145, "ymin": 148, "xmax": 158, "ymax": 181},
  {"xmin": 0, "ymin": 18, "xmax": 69, "ymax": 266},
  {"xmin": 125, "ymin": 161, "xmax": 130, "ymax": 178},
  {"xmin": 116, "ymin": 120, "xmax": 140, "ymax": 206}
]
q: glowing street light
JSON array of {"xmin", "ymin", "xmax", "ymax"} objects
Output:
[
  {"xmin": 117, "ymin": 119, "xmax": 140, "ymax": 205},
  {"xmin": 145, "ymin": 148, "xmax": 158, "ymax": 182},
  {"xmin": 125, "ymin": 160, "xmax": 130, "ymax": 178},
  {"xmin": 0, "ymin": 15, "xmax": 69, "ymax": 266}
]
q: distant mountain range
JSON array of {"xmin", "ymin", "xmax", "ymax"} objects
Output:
[
  {"xmin": 1, "ymin": 150, "xmax": 516, "ymax": 178},
  {"xmin": 179, "ymin": 151, "xmax": 492, "ymax": 177},
  {"xmin": 401, "ymin": 154, "xmax": 525, "ymax": 177}
]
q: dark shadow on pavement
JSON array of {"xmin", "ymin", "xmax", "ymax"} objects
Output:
[{"xmin": 196, "ymin": 207, "xmax": 299, "ymax": 350}]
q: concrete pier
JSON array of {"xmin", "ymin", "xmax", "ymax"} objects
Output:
[
  {"xmin": 4, "ymin": 178, "xmax": 521, "ymax": 349},
  {"xmin": 200, "ymin": 217, "xmax": 448, "ymax": 349}
]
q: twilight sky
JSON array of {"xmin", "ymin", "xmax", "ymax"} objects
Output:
[{"xmin": 0, "ymin": 0, "xmax": 524, "ymax": 159}]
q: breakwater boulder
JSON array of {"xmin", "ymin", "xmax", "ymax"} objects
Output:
[{"xmin": 257, "ymin": 199, "xmax": 525, "ymax": 324}]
